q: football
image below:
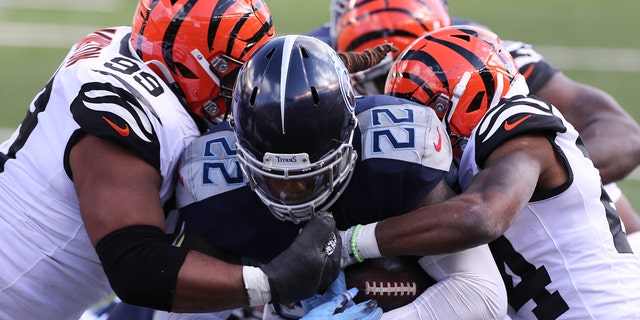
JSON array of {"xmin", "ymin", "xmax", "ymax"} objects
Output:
[{"xmin": 344, "ymin": 256, "xmax": 436, "ymax": 311}]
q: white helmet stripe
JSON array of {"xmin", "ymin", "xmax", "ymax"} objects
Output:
[{"xmin": 280, "ymin": 35, "xmax": 298, "ymax": 134}]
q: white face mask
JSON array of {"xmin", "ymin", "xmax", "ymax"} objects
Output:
[{"xmin": 236, "ymin": 141, "xmax": 358, "ymax": 224}]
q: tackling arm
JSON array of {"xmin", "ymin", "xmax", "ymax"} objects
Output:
[
  {"xmin": 72, "ymin": 135, "xmax": 341, "ymax": 312},
  {"xmin": 373, "ymin": 134, "xmax": 565, "ymax": 256},
  {"xmin": 535, "ymin": 72, "xmax": 640, "ymax": 183},
  {"xmin": 72, "ymin": 135, "xmax": 249, "ymax": 311}
]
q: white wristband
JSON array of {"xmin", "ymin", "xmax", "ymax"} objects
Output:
[
  {"xmin": 355, "ymin": 222, "xmax": 381, "ymax": 259},
  {"xmin": 242, "ymin": 266, "xmax": 271, "ymax": 306}
]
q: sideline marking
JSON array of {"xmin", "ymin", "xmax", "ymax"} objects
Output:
[
  {"xmin": 536, "ymin": 45, "xmax": 640, "ymax": 72},
  {"xmin": 0, "ymin": 22, "xmax": 103, "ymax": 48},
  {"xmin": 0, "ymin": 0, "xmax": 119, "ymax": 12},
  {"xmin": 1, "ymin": 21, "xmax": 640, "ymax": 72}
]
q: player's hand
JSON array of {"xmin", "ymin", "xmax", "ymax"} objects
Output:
[
  {"xmin": 301, "ymin": 288, "xmax": 383, "ymax": 320},
  {"xmin": 261, "ymin": 211, "xmax": 341, "ymax": 304}
]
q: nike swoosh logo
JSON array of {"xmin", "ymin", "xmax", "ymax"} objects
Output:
[
  {"xmin": 103, "ymin": 116, "xmax": 130, "ymax": 137},
  {"xmin": 504, "ymin": 114, "xmax": 532, "ymax": 131},
  {"xmin": 433, "ymin": 126, "xmax": 443, "ymax": 152}
]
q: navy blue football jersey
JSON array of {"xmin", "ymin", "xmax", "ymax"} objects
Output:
[{"xmin": 176, "ymin": 95, "xmax": 451, "ymax": 264}]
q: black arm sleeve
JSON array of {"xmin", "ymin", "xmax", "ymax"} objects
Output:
[{"xmin": 95, "ymin": 225, "xmax": 188, "ymax": 311}]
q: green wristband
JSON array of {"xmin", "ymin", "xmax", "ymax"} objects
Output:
[{"xmin": 350, "ymin": 224, "xmax": 364, "ymax": 263}]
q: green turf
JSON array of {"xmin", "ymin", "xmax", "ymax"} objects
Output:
[{"xmin": 1, "ymin": 0, "xmax": 638, "ymax": 210}]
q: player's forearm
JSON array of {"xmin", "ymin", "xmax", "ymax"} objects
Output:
[
  {"xmin": 344, "ymin": 193, "xmax": 510, "ymax": 260},
  {"xmin": 579, "ymin": 118, "xmax": 640, "ymax": 183},
  {"xmin": 563, "ymin": 85, "xmax": 640, "ymax": 182},
  {"xmin": 375, "ymin": 197, "xmax": 505, "ymax": 256},
  {"xmin": 171, "ymin": 250, "xmax": 252, "ymax": 312},
  {"xmin": 536, "ymin": 75, "xmax": 640, "ymax": 182},
  {"xmin": 173, "ymin": 211, "xmax": 343, "ymax": 311},
  {"xmin": 366, "ymin": 149, "xmax": 537, "ymax": 257}
]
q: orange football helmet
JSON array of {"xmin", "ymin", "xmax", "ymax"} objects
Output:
[
  {"xmin": 334, "ymin": 0, "xmax": 451, "ymax": 58},
  {"xmin": 131, "ymin": 0, "xmax": 274, "ymax": 122},
  {"xmin": 385, "ymin": 25, "xmax": 521, "ymax": 156},
  {"xmin": 333, "ymin": 0, "xmax": 450, "ymax": 94}
]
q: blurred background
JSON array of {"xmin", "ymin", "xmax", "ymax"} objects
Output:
[{"xmin": 1, "ymin": 0, "xmax": 638, "ymax": 208}]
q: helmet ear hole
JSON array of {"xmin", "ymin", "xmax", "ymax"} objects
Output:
[
  {"xmin": 426, "ymin": 94, "xmax": 451, "ymax": 119},
  {"xmin": 433, "ymin": 95, "xmax": 450, "ymax": 113}
]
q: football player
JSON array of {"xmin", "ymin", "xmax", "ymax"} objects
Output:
[
  {"xmin": 173, "ymin": 35, "xmax": 507, "ymax": 319},
  {"xmin": 312, "ymin": 0, "xmax": 640, "ymax": 250},
  {"xmin": 0, "ymin": 0, "xmax": 343, "ymax": 318},
  {"xmin": 345, "ymin": 25, "xmax": 640, "ymax": 319}
]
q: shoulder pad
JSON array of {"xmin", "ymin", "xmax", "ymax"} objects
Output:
[
  {"xmin": 473, "ymin": 96, "xmax": 566, "ymax": 166},
  {"xmin": 504, "ymin": 41, "xmax": 560, "ymax": 93},
  {"xmin": 70, "ymin": 81, "xmax": 161, "ymax": 170},
  {"xmin": 176, "ymin": 122, "xmax": 245, "ymax": 208},
  {"xmin": 356, "ymin": 97, "xmax": 451, "ymax": 172}
]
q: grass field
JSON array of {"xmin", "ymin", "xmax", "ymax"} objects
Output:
[{"xmin": 1, "ymin": 0, "xmax": 638, "ymax": 208}]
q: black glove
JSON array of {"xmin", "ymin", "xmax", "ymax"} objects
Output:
[{"xmin": 261, "ymin": 211, "xmax": 342, "ymax": 304}]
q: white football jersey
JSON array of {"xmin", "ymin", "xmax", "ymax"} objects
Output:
[
  {"xmin": 0, "ymin": 27, "xmax": 200, "ymax": 319},
  {"xmin": 458, "ymin": 95, "xmax": 640, "ymax": 319}
]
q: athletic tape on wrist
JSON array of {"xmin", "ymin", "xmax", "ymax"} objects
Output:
[{"xmin": 242, "ymin": 266, "xmax": 271, "ymax": 306}]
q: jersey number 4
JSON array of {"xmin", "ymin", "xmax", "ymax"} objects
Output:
[{"xmin": 490, "ymin": 236, "xmax": 569, "ymax": 319}]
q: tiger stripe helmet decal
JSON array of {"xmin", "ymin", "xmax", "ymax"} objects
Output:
[
  {"xmin": 131, "ymin": 0, "xmax": 274, "ymax": 121},
  {"xmin": 385, "ymin": 25, "xmax": 520, "ymax": 156},
  {"xmin": 335, "ymin": 0, "xmax": 451, "ymax": 58}
]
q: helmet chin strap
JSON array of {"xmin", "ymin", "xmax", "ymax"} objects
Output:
[{"xmin": 191, "ymin": 49, "xmax": 222, "ymax": 87}]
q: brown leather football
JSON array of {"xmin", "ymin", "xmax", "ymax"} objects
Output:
[{"xmin": 344, "ymin": 256, "xmax": 436, "ymax": 312}]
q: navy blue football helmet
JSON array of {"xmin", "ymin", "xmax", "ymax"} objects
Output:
[{"xmin": 232, "ymin": 35, "xmax": 358, "ymax": 223}]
